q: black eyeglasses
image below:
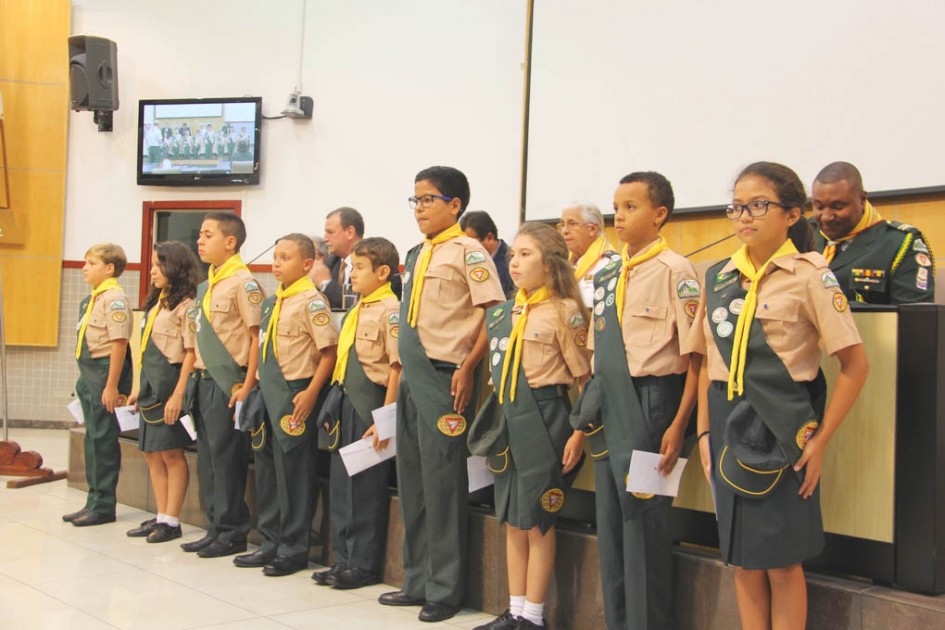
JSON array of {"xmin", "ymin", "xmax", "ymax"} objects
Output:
[
  {"xmin": 408, "ymin": 194, "xmax": 453, "ymax": 210},
  {"xmin": 724, "ymin": 200, "xmax": 789, "ymax": 219}
]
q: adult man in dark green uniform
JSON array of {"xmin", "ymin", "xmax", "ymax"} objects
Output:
[{"xmin": 812, "ymin": 161, "xmax": 935, "ymax": 305}]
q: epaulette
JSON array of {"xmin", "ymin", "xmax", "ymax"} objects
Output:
[{"xmin": 887, "ymin": 221, "xmax": 935, "ymax": 274}]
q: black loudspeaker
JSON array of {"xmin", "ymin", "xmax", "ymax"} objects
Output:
[{"xmin": 68, "ymin": 35, "xmax": 119, "ymax": 112}]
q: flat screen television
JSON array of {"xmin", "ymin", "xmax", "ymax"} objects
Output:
[{"xmin": 137, "ymin": 97, "xmax": 261, "ymax": 186}]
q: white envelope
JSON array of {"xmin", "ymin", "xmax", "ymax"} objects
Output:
[
  {"xmin": 67, "ymin": 399, "xmax": 85, "ymax": 425},
  {"xmin": 179, "ymin": 414, "xmax": 197, "ymax": 441},
  {"xmin": 371, "ymin": 402, "xmax": 397, "ymax": 440},
  {"xmin": 626, "ymin": 449, "xmax": 688, "ymax": 498},
  {"xmin": 114, "ymin": 405, "xmax": 140, "ymax": 432},
  {"xmin": 233, "ymin": 401, "xmax": 243, "ymax": 430},
  {"xmin": 339, "ymin": 434, "xmax": 396, "ymax": 476},
  {"xmin": 467, "ymin": 456, "xmax": 494, "ymax": 493}
]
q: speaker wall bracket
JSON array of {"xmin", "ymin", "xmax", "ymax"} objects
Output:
[{"xmin": 93, "ymin": 110, "xmax": 113, "ymax": 132}]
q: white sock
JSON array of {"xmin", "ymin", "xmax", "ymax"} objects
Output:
[
  {"xmin": 156, "ymin": 513, "xmax": 167, "ymax": 524},
  {"xmin": 509, "ymin": 595, "xmax": 526, "ymax": 617},
  {"xmin": 164, "ymin": 515, "xmax": 180, "ymax": 527},
  {"xmin": 522, "ymin": 600, "xmax": 545, "ymax": 626}
]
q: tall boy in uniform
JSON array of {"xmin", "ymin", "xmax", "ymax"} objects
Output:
[
  {"xmin": 584, "ymin": 172, "xmax": 701, "ymax": 630},
  {"xmin": 63, "ymin": 243, "xmax": 134, "ymax": 527},
  {"xmin": 312, "ymin": 237, "xmax": 401, "ymax": 590},
  {"xmin": 183, "ymin": 212, "xmax": 262, "ymax": 558},
  {"xmin": 234, "ymin": 233, "xmax": 338, "ymax": 576},
  {"xmin": 378, "ymin": 166, "xmax": 505, "ymax": 623}
]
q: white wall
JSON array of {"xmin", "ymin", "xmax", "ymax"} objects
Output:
[{"xmin": 65, "ymin": 0, "xmax": 527, "ymax": 263}]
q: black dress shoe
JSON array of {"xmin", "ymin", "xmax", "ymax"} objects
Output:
[
  {"xmin": 146, "ymin": 523, "xmax": 182, "ymax": 543},
  {"xmin": 419, "ymin": 602, "xmax": 460, "ymax": 623},
  {"xmin": 263, "ymin": 555, "xmax": 308, "ymax": 576},
  {"xmin": 515, "ymin": 619, "xmax": 546, "ymax": 629},
  {"xmin": 71, "ymin": 512, "xmax": 116, "ymax": 527},
  {"xmin": 180, "ymin": 535, "xmax": 215, "ymax": 553},
  {"xmin": 378, "ymin": 590, "xmax": 425, "ymax": 607},
  {"xmin": 331, "ymin": 567, "xmax": 378, "ymax": 590},
  {"xmin": 126, "ymin": 518, "xmax": 158, "ymax": 537},
  {"xmin": 473, "ymin": 610, "xmax": 520, "ymax": 630},
  {"xmin": 310, "ymin": 564, "xmax": 343, "ymax": 586},
  {"xmin": 197, "ymin": 539, "xmax": 247, "ymax": 558},
  {"xmin": 62, "ymin": 508, "xmax": 89, "ymax": 523},
  {"xmin": 233, "ymin": 549, "xmax": 274, "ymax": 568}
]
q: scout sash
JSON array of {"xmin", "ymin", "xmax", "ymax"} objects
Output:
[
  {"xmin": 255, "ymin": 295, "xmax": 318, "ymax": 452},
  {"xmin": 590, "ymin": 258, "xmax": 657, "ymax": 520},
  {"xmin": 398, "ymin": 244, "xmax": 473, "ymax": 457},
  {"xmin": 707, "ymin": 259, "xmax": 825, "ymax": 499},
  {"xmin": 75, "ymin": 295, "xmax": 133, "ymax": 413},
  {"xmin": 194, "ymin": 280, "xmax": 246, "ymax": 396},
  {"xmin": 484, "ymin": 301, "xmax": 568, "ymax": 532},
  {"xmin": 137, "ymin": 331, "xmax": 184, "ymax": 424},
  {"xmin": 318, "ymin": 309, "xmax": 387, "ymax": 452}
]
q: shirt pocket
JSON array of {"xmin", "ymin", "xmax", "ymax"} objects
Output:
[
  {"xmin": 626, "ymin": 303, "xmax": 668, "ymax": 347},
  {"xmin": 754, "ymin": 299, "xmax": 799, "ymax": 348},
  {"xmin": 523, "ymin": 330, "xmax": 559, "ymax": 376},
  {"xmin": 151, "ymin": 320, "xmax": 182, "ymax": 358},
  {"xmin": 354, "ymin": 322, "xmax": 383, "ymax": 364},
  {"xmin": 424, "ymin": 266, "xmax": 465, "ymax": 303}
]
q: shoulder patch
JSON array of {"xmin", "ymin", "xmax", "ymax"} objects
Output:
[
  {"xmin": 388, "ymin": 312, "xmax": 400, "ymax": 325},
  {"xmin": 913, "ymin": 238, "xmax": 930, "ymax": 253},
  {"xmin": 469, "ymin": 267, "xmax": 490, "ymax": 283},
  {"xmin": 244, "ymin": 279, "xmax": 260, "ymax": 293},
  {"xmin": 109, "ymin": 300, "xmax": 126, "ymax": 311},
  {"xmin": 187, "ymin": 306, "xmax": 199, "ymax": 319},
  {"xmin": 821, "ymin": 270, "xmax": 839, "ymax": 289},
  {"xmin": 465, "ymin": 251, "xmax": 487, "ymax": 265},
  {"xmin": 111, "ymin": 311, "xmax": 127, "ymax": 323},
  {"xmin": 308, "ymin": 299, "xmax": 327, "ymax": 312},
  {"xmin": 247, "ymin": 291, "xmax": 263, "ymax": 305},
  {"xmin": 676, "ymin": 278, "xmax": 701, "ymax": 298},
  {"xmin": 569, "ymin": 313, "xmax": 585, "ymax": 329}
]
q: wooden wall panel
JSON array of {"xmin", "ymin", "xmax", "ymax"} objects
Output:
[
  {"xmin": 0, "ymin": 0, "xmax": 71, "ymax": 83},
  {"xmin": 4, "ymin": 168, "xmax": 66, "ymax": 255},
  {"xmin": 0, "ymin": 81, "xmax": 69, "ymax": 172},
  {"xmin": 0, "ymin": 257, "xmax": 61, "ymax": 346}
]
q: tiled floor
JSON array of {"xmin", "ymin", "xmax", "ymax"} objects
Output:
[{"xmin": 0, "ymin": 429, "xmax": 495, "ymax": 629}]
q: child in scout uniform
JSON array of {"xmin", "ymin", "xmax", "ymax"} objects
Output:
[
  {"xmin": 377, "ymin": 166, "xmax": 506, "ymax": 623},
  {"xmin": 183, "ymin": 212, "xmax": 262, "ymax": 558},
  {"xmin": 581, "ymin": 172, "xmax": 701, "ymax": 630},
  {"xmin": 689, "ymin": 162, "xmax": 869, "ymax": 629},
  {"xmin": 126, "ymin": 241, "xmax": 199, "ymax": 543},
  {"xmin": 233, "ymin": 233, "xmax": 337, "ymax": 576},
  {"xmin": 63, "ymin": 243, "xmax": 134, "ymax": 527},
  {"xmin": 312, "ymin": 237, "xmax": 401, "ymax": 590},
  {"xmin": 470, "ymin": 223, "xmax": 590, "ymax": 630}
]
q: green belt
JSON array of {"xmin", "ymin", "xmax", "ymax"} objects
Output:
[{"xmin": 532, "ymin": 384, "xmax": 568, "ymax": 402}]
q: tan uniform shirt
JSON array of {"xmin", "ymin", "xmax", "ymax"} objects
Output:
[
  {"xmin": 193, "ymin": 269, "xmax": 263, "ymax": 369},
  {"xmin": 147, "ymin": 297, "xmax": 195, "ymax": 364},
  {"xmin": 273, "ymin": 289, "xmax": 339, "ymax": 381},
  {"xmin": 355, "ymin": 295, "xmax": 401, "ymax": 388},
  {"xmin": 588, "ymin": 246, "xmax": 700, "ymax": 377},
  {"xmin": 84, "ymin": 287, "xmax": 133, "ymax": 359},
  {"xmin": 684, "ymin": 252, "xmax": 862, "ymax": 382},
  {"xmin": 512, "ymin": 297, "xmax": 591, "ymax": 388},
  {"xmin": 414, "ymin": 235, "xmax": 506, "ymax": 365}
]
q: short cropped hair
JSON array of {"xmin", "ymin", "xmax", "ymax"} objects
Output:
[
  {"xmin": 310, "ymin": 235, "xmax": 329, "ymax": 258},
  {"xmin": 327, "ymin": 207, "xmax": 365, "ymax": 238},
  {"xmin": 415, "ymin": 166, "xmax": 471, "ymax": 214},
  {"xmin": 276, "ymin": 233, "xmax": 316, "ymax": 260},
  {"xmin": 352, "ymin": 237, "xmax": 400, "ymax": 275},
  {"xmin": 814, "ymin": 161, "xmax": 864, "ymax": 194},
  {"xmin": 203, "ymin": 212, "xmax": 247, "ymax": 251},
  {"xmin": 619, "ymin": 171, "xmax": 676, "ymax": 223},
  {"xmin": 85, "ymin": 242, "xmax": 128, "ymax": 278},
  {"xmin": 459, "ymin": 210, "xmax": 498, "ymax": 239}
]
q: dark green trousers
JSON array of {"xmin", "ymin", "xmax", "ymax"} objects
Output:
[
  {"xmin": 396, "ymin": 370, "xmax": 471, "ymax": 608},
  {"xmin": 596, "ymin": 375, "xmax": 680, "ymax": 630},
  {"xmin": 76, "ymin": 370, "xmax": 121, "ymax": 515},
  {"xmin": 194, "ymin": 376, "xmax": 250, "ymax": 544},
  {"xmin": 329, "ymin": 395, "xmax": 391, "ymax": 574},
  {"xmin": 253, "ymin": 416, "xmax": 318, "ymax": 560}
]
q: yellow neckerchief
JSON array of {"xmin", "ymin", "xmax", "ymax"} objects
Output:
[
  {"xmin": 572, "ymin": 235, "xmax": 615, "ymax": 281},
  {"xmin": 727, "ymin": 239, "xmax": 800, "ymax": 399},
  {"xmin": 498, "ymin": 286, "xmax": 551, "ymax": 403},
  {"xmin": 615, "ymin": 236, "xmax": 669, "ymax": 326},
  {"xmin": 139, "ymin": 289, "xmax": 166, "ymax": 366},
  {"xmin": 407, "ymin": 222, "xmax": 466, "ymax": 327},
  {"xmin": 262, "ymin": 275, "xmax": 316, "ymax": 362},
  {"xmin": 821, "ymin": 200, "xmax": 883, "ymax": 263},
  {"xmin": 75, "ymin": 277, "xmax": 121, "ymax": 359},
  {"xmin": 332, "ymin": 282, "xmax": 398, "ymax": 384},
  {"xmin": 201, "ymin": 254, "xmax": 248, "ymax": 317}
]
